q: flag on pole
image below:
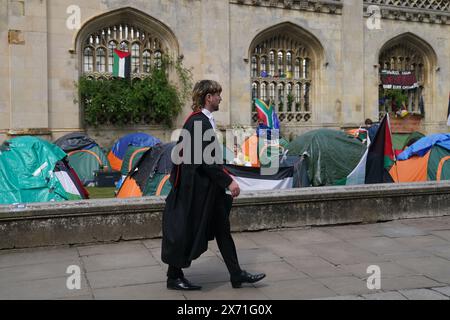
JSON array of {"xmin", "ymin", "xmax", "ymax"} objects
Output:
[
  {"xmin": 112, "ymin": 49, "xmax": 131, "ymax": 79},
  {"xmin": 365, "ymin": 114, "xmax": 395, "ymax": 184},
  {"xmin": 254, "ymin": 98, "xmax": 280, "ymax": 129}
]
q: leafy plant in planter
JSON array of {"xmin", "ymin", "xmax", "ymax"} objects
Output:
[
  {"xmin": 78, "ymin": 55, "xmax": 192, "ymax": 128},
  {"xmin": 383, "ymin": 89, "xmax": 408, "ymax": 113}
]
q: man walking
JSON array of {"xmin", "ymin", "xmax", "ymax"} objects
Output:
[{"xmin": 161, "ymin": 80, "xmax": 266, "ymax": 290}]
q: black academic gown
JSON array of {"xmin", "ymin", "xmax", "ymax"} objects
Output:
[{"xmin": 161, "ymin": 111, "xmax": 233, "ymax": 268}]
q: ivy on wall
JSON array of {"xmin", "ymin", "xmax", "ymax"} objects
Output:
[{"xmin": 77, "ymin": 56, "xmax": 192, "ymax": 127}]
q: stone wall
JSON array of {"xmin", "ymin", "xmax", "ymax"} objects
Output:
[{"xmin": 0, "ymin": 181, "xmax": 449, "ymax": 249}]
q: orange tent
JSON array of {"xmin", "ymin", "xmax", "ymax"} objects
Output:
[{"xmin": 389, "ymin": 152, "xmax": 430, "ymax": 183}]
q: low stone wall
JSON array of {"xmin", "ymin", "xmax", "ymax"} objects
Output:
[{"xmin": 1, "ymin": 181, "xmax": 449, "ymax": 249}]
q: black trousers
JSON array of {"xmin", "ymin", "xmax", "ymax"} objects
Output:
[{"xmin": 167, "ymin": 195, "xmax": 242, "ymax": 280}]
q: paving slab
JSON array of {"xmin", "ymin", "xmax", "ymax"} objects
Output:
[
  {"xmin": 284, "ymin": 256, "xmax": 352, "ymax": 278},
  {"xmin": 339, "ymin": 261, "xmax": 419, "ymax": 280},
  {"xmin": 279, "ymin": 229, "xmax": 343, "ymax": 245},
  {"xmin": 0, "ymin": 247, "xmax": 79, "ymax": 268},
  {"xmin": 141, "ymin": 239, "xmax": 161, "ymax": 249},
  {"xmin": 302, "ymin": 241, "xmax": 388, "ymax": 265},
  {"xmin": 393, "ymin": 256, "xmax": 450, "ymax": 284},
  {"xmin": 430, "ymin": 230, "xmax": 450, "ymax": 242},
  {"xmin": 93, "ymin": 282, "xmax": 185, "ymax": 300},
  {"xmin": 376, "ymin": 225, "xmax": 429, "ymax": 238},
  {"xmin": 81, "ymin": 250, "xmax": 159, "ymax": 272},
  {"xmin": 377, "ymin": 275, "xmax": 443, "ymax": 292},
  {"xmin": 348, "ymin": 236, "xmax": 418, "ymax": 255},
  {"xmin": 0, "ymin": 259, "xmax": 83, "ymax": 284},
  {"xmin": 86, "ymin": 265, "xmax": 166, "ymax": 289},
  {"xmin": 422, "ymin": 245, "xmax": 450, "ymax": 260},
  {"xmin": 315, "ymin": 276, "xmax": 377, "ymax": 296},
  {"xmin": 399, "ymin": 218, "xmax": 450, "ymax": 231},
  {"xmin": 399, "ymin": 288, "xmax": 449, "ymax": 300},
  {"xmin": 77, "ymin": 241, "xmax": 148, "ymax": 256},
  {"xmin": 232, "ymin": 248, "xmax": 282, "ymax": 265},
  {"xmin": 318, "ymin": 224, "xmax": 384, "ymax": 240},
  {"xmin": 184, "ymin": 281, "xmax": 270, "ymax": 300},
  {"xmin": 0, "ymin": 275, "xmax": 91, "ymax": 300},
  {"xmin": 431, "ymin": 286, "xmax": 450, "ymax": 297},
  {"xmin": 241, "ymin": 260, "xmax": 309, "ymax": 282},
  {"xmin": 318, "ymin": 295, "xmax": 364, "ymax": 300},
  {"xmin": 256, "ymin": 278, "xmax": 337, "ymax": 300},
  {"xmin": 395, "ymin": 235, "xmax": 449, "ymax": 249},
  {"xmin": 361, "ymin": 292, "xmax": 407, "ymax": 300}
]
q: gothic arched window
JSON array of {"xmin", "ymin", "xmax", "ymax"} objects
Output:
[
  {"xmin": 83, "ymin": 47, "xmax": 94, "ymax": 72},
  {"xmin": 143, "ymin": 50, "xmax": 151, "ymax": 73},
  {"xmin": 131, "ymin": 43, "xmax": 140, "ymax": 73},
  {"xmin": 82, "ymin": 23, "xmax": 168, "ymax": 78},
  {"xmin": 250, "ymin": 34, "xmax": 312, "ymax": 124},
  {"xmin": 379, "ymin": 43, "xmax": 426, "ymax": 115},
  {"xmin": 96, "ymin": 47, "xmax": 106, "ymax": 72}
]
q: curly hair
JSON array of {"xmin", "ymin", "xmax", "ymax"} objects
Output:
[{"xmin": 191, "ymin": 80, "xmax": 222, "ymax": 111}]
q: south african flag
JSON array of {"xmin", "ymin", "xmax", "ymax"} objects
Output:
[{"xmin": 255, "ymin": 98, "xmax": 280, "ymax": 129}]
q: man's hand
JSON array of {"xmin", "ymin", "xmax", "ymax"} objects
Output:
[{"xmin": 228, "ymin": 180, "xmax": 240, "ymax": 198}]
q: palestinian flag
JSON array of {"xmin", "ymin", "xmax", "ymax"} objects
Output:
[
  {"xmin": 255, "ymin": 98, "xmax": 280, "ymax": 129},
  {"xmin": 224, "ymin": 164, "xmax": 293, "ymax": 191},
  {"xmin": 54, "ymin": 160, "xmax": 89, "ymax": 200},
  {"xmin": 337, "ymin": 129, "xmax": 370, "ymax": 185},
  {"xmin": 365, "ymin": 114, "xmax": 395, "ymax": 184},
  {"xmin": 113, "ymin": 49, "xmax": 131, "ymax": 79}
]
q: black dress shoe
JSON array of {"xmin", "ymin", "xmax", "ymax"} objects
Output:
[
  {"xmin": 167, "ymin": 277, "xmax": 202, "ymax": 291},
  {"xmin": 231, "ymin": 270, "xmax": 266, "ymax": 288}
]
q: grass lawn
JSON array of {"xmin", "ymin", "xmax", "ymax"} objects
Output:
[{"xmin": 85, "ymin": 187, "xmax": 117, "ymax": 199}]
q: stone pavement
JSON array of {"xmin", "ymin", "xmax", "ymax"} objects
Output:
[{"xmin": 0, "ymin": 216, "xmax": 449, "ymax": 300}]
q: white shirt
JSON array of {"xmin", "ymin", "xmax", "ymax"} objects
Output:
[{"xmin": 202, "ymin": 108, "xmax": 216, "ymax": 129}]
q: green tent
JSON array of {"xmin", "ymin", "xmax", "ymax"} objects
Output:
[
  {"xmin": 392, "ymin": 131, "xmax": 425, "ymax": 153},
  {"xmin": 120, "ymin": 146, "xmax": 150, "ymax": 176},
  {"xmin": 67, "ymin": 145, "xmax": 110, "ymax": 185},
  {"xmin": 287, "ymin": 129, "xmax": 366, "ymax": 186},
  {"xmin": 0, "ymin": 136, "xmax": 77, "ymax": 204}
]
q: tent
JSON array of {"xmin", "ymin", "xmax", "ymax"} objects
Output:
[
  {"xmin": 117, "ymin": 141, "xmax": 304, "ymax": 198},
  {"xmin": 287, "ymin": 129, "xmax": 367, "ymax": 186},
  {"xmin": 117, "ymin": 142, "xmax": 174, "ymax": 198},
  {"xmin": 120, "ymin": 146, "xmax": 151, "ymax": 176},
  {"xmin": 107, "ymin": 133, "xmax": 161, "ymax": 171},
  {"xmin": 392, "ymin": 131, "xmax": 425, "ymax": 157},
  {"xmin": 0, "ymin": 136, "xmax": 88, "ymax": 205},
  {"xmin": 55, "ymin": 132, "xmax": 110, "ymax": 186},
  {"xmin": 114, "ymin": 146, "xmax": 151, "ymax": 190},
  {"xmin": 389, "ymin": 133, "xmax": 450, "ymax": 182}
]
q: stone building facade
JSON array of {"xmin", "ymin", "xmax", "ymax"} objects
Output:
[{"xmin": 0, "ymin": 0, "xmax": 449, "ymax": 147}]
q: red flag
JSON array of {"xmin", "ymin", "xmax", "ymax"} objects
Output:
[{"xmin": 365, "ymin": 114, "xmax": 395, "ymax": 184}]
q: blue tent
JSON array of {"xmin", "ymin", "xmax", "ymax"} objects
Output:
[
  {"xmin": 107, "ymin": 133, "xmax": 161, "ymax": 171},
  {"xmin": 398, "ymin": 133, "xmax": 450, "ymax": 160}
]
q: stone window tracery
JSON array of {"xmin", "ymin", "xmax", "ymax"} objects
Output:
[
  {"xmin": 379, "ymin": 43, "xmax": 425, "ymax": 116},
  {"xmin": 250, "ymin": 35, "xmax": 312, "ymax": 124},
  {"xmin": 82, "ymin": 23, "xmax": 166, "ymax": 78}
]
